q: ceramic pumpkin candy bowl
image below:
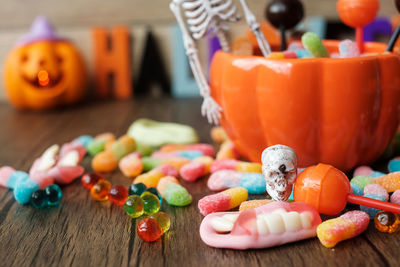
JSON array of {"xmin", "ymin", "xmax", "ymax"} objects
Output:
[
  {"xmin": 3, "ymin": 17, "xmax": 87, "ymax": 110},
  {"xmin": 209, "ymin": 41, "xmax": 400, "ymax": 171}
]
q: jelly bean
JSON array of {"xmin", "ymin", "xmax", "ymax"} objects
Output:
[
  {"xmin": 137, "ymin": 218, "xmax": 163, "ymax": 242},
  {"xmin": 157, "ymin": 176, "xmax": 192, "ymax": 206},
  {"xmin": 317, "ymin": 210, "xmax": 369, "ymax": 248},
  {"xmin": 81, "ymin": 173, "xmax": 105, "ymax": 190},
  {"xmin": 108, "ymin": 185, "xmax": 129, "ymax": 206},
  {"xmin": 146, "ymin": 187, "xmax": 163, "ymax": 204},
  {"xmin": 141, "ymin": 156, "xmax": 190, "ymax": 172},
  {"xmin": 90, "ymin": 180, "xmax": 111, "ymax": 201},
  {"xmin": 207, "ymin": 170, "xmax": 266, "ymax": 194},
  {"xmin": 129, "ymin": 183, "xmax": 147, "ymax": 196},
  {"xmin": 92, "ymin": 135, "xmax": 136, "ymax": 173},
  {"xmin": 374, "ymin": 211, "xmax": 400, "ymax": 233},
  {"xmin": 364, "ymin": 184, "xmax": 388, "ymax": 201},
  {"xmin": 339, "ymin": 39, "xmax": 360, "ymax": 58},
  {"xmin": 198, "ymin": 187, "xmax": 248, "ymax": 216},
  {"xmin": 30, "ymin": 189, "xmax": 48, "ymax": 209},
  {"xmin": 140, "ymin": 192, "xmax": 160, "ymax": 215},
  {"xmin": 360, "ymin": 194, "xmax": 386, "ymax": 219},
  {"xmin": 87, "ymin": 133, "xmax": 116, "ymax": 156},
  {"xmin": 301, "ymin": 32, "xmax": 329, "ymax": 58},
  {"xmin": 119, "ymin": 152, "xmax": 143, "ymax": 177},
  {"xmin": 238, "ymin": 199, "xmax": 274, "ymax": 211},
  {"xmin": 74, "ymin": 135, "xmax": 93, "ymax": 149},
  {"xmin": 180, "ymin": 156, "xmax": 214, "ymax": 182},
  {"xmin": 211, "ymin": 159, "xmax": 261, "ymax": 173},
  {"xmin": 159, "ymin": 143, "xmax": 214, "ymax": 157},
  {"xmin": 45, "ymin": 184, "xmax": 62, "ymax": 206},
  {"xmin": 390, "ymin": 189, "xmax": 400, "ymax": 204},
  {"xmin": 388, "ymin": 157, "xmax": 400, "ymax": 173},
  {"xmin": 216, "ymin": 141, "xmax": 240, "ymax": 160},
  {"xmin": 124, "ymin": 195, "xmax": 144, "ymax": 218},
  {"xmin": 133, "ymin": 164, "xmax": 178, "ymax": 188},
  {"xmin": 149, "ymin": 212, "xmax": 171, "ymax": 233},
  {"xmin": 210, "ymin": 126, "xmax": 229, "ymax": 144}
]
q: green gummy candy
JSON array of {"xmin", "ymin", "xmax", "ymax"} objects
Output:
[
  {"xmin": 164, "ymin": 183, "xmax": 192, "ymax": 207},
  {"xmin": 111, "ymin": 141, "xmax": 136, "ymax": 160},
  {"xmin": 136, "ymin": 143, "xmax": 154, "ymax": 157},
  {"xmin": 127, "ymin": 118, "xmax": 198, "ymax": 148},
  {"xmin": 142, "ymin": 157, "xmax": 161, "ymax": 172},
  {"xmin": 87, "ymin": 139, "xmax": 106, "ymax": 156},
  {"xmin": 350, "ymin": 176, "xmax": 373, "ymax": 190},
  {"xmin": 301, "ymin": 32, "xmax": 329, "ymax": 58}
]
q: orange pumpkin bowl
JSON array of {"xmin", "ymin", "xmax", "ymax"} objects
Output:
[{"xmin": 209, "ymin": 41, "xmax": 400, "ymax": 171}]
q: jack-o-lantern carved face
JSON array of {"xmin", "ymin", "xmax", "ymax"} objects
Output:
[{"xmin": 3, "ymin": 41, "xmax": 87, "ymax": 110}]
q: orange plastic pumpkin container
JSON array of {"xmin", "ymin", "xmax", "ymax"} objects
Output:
[
  {"xmin": 3, "ymin": 17, "xmax": 87, "ymax": 110},
  {"xmin": 209, "ymin": 41, "xmax": 400, "ymax": 171}
]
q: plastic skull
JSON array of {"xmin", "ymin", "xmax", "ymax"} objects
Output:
[{"xmin": 261, "ymin": 145, "xmax": 298, "ymax": 201}]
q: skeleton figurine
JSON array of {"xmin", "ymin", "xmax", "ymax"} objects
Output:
[
  {"xmin": 170, "ymin": 0, "xmax": 271, "ymax": 125},
  {"xmin": 261, "ymin": 145, "xmax": 298, "ymax": 202}
]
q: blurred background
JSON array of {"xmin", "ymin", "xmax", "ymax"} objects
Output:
[{"xmin": 0, "ymin": 0, "xmax": 396, "ymax": 100}]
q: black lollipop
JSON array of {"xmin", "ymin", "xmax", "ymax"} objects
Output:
[{"xmin": 387, "ymin": 0, "xmax": 400, "ymax": 51}]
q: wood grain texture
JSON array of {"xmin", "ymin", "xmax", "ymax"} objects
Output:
[{"xmin": 0, "ymin": 98, "xmax": 399, "ymax": 267}]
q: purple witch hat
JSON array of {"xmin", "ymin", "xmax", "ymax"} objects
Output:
[{"xmin": 16, "ymin": 16, "xmax": 65, "ymax": 46}]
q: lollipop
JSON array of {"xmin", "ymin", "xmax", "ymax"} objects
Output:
[
  {"xmin": 293, "ymin": 163, "xmax": 400, "ymax": 215},
  {"xmin": 386, "ymin": 0, "xmax": 400, "ymax": 52},
  {"xmin": 266, "ymin": 0, "xmax": 304, "ymax": 51},
  {"xmin": 336, "ymin": 0, "xmax": 379, "ymax": 53}
]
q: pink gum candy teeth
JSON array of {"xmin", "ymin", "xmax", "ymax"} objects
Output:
[{"xmin": 199, "ymin": 201, "xmax": 321, "ymax": 250}]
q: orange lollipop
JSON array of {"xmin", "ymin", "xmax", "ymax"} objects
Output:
[
  {"xmin": 337, "ymin": 0, "xmax": 379, "ymax": 53},
  {"xmin": 294, "ymin": 163, "xmax": 400, "ymax": 215}
]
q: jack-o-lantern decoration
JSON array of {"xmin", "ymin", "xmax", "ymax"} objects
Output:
[
  {"xmin": 3, "ymin": 16, "xmax": 87, "ymax": 110},
  {"xmin": 210, "ymin": 41, "xmax": 400, "ymax": 171}
]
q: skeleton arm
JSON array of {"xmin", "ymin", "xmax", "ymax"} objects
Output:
[
  {"xmin": 170, "ymin": 0, "xmax": 222, "ymax": 125},
  {"xmin": 238, "ymin": 0, "xmax": 271, "ymax": 56}
]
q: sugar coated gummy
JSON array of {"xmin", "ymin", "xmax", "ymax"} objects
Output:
[
  {"xmin": 350, "ymin": 176, "xmax": 373, "ymax": 190},
  {"xmin": 363, "ymin": 184, "xmax": 388, "ymax": 201},
  {"xmin": 137, "ymin": 218, "xmax": 163, "ymax": 242},
  {"xmin": 124, "ymin": 195, "xmax": 144, "ymax": 218},
  {"xmin": 129, "ymin": 183, "xmax": 147, "ymax": 196},
  {"xmin": 140, "ymin": 192, "xmax": 161, "ymax": 215},
  {"xmin": 239, "ymin": 199, "xmax": 274, "ymax": 211},
  {"xmin": 339, "ymin": 39, "xmax": 360, "ymax": 58},
  {"xmin": 90, "ymin": 180, "xmax": 112, "ymax": 201},
  {"xmin": 45, "ymin": 184, "xmax": 62, "ymax": 206},
  {"xmin": 119, "ymin": 153, "xmax": 143, "ymax": 177},
  {"xmin": 301, "ymin": 32, "xmax": 329, "ymax": 58},
  {"xmin": 198, "ymin": 187, "xmax": 248, "ymax": 216},
  {"xmin": 374, "ymin": 211, "xmax": 400, "ymax": 234},
  {"xmin": 388, "ymin": 157, "xmax": 400, "ymax": 173},
  {"xmin": 108, "ymin": 185, "xmax": 129, "ymax": 206},
  {"xmin": 317, "ymin": 210, "xmax": 369, "ymax": 248},
  {"xmin": 360, "ymin": 194, "xmax": 386, "ymax": 219},
  {"xmin": 157, "ymin": 176, "xmax": 192, "ymax": 206},
  {"xmin": 81, "ymin": 173, "xmax": 105, "ymax": 190},
  {"xmin": 372, "ymin": 171, "xmax": 400, "ymax": 192},
  {"xmin": 149, "ymin": 212, "xmax": 171, "ymax": 233},
  {"xmin": 390, "ymin": 190, "xmax": 400, "ymax": 204},
  {"xmin": 207, "ymin": 170, "xmax": 266, "ymax": 194}
]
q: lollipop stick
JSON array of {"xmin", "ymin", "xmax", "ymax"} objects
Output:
[
  {"xmin": 355, "ymin": 27, "xmax": 364, "ymax": 53},
  {"xmin": 347, "ymin": 194, "xmax": 400, "ymax": 214},
  {"xmin": 386, "ymin": 24, "xmax": 400, "ymax": 52}
]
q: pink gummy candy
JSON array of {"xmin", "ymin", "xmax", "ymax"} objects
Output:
[
  {"xmin": 0, "ymin": 166, "xmax": 16, "ymax": 187},
  {"xmin": 390, "ymin": 190, "xmax": 400, "ymax": 205},
  {"xmin": 198, "ymin": 193, "xmax": 231, "ymax": 216},
  {"xmin": 157, "ymin": 164, "xmax": 178, "ymax": 177},
  {"xmin": 186, "ymin": 144, "xmax": 215, "ymax": 157},
  {"xmin": 363, "ymin": 184, "xmax": 388, "ymax": 201},
  {"xmin": 340, "ymin": 210, "xmax": 370, "ymax": 236},
  {"xmin": 210, "ymin": 159, "xmax": 237, "ymax": 173},
  {"xmin": 207, "ymin": 170, "xmax": 241, "ymax": 191},
  {"xmin": 180, "ymin": 161, "xmax": 206, "ymax": 182},
  {"xmin": 353, "ymin": 165, "xmax": 373, "ymax": 177},
  {"xmin": 60, "ymin": 141, "xmax": 86, "ymax": 161},
  {"xmin": 339, "ymin": 40, "xmax": 360, "ymax": 58}
]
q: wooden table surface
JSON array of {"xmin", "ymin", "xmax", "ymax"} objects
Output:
[{"xmin": 0, "ymin": 98, "xmax": 399, "ymax": 267}]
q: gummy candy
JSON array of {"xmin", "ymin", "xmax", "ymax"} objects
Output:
[
  {"xmin": 124, "ymin": 195, "xmax": 144, "ymax": 218},
  {"xmin": 141, "ymin": 156, "xmax": 190, "ymax": 172},
  {"xmin": 390, "ymin": 190, "xmax": 400, "ymax": 204},
  {"xmin": 372, "ymin": 171, "xmax": 400, "ymax": 192},
  {"xmin": 364, "ymin": 184, "xmax": 388, "ymax": 201},
  {"xmin": 81, "ymin": 173, "xmax": 105, "ymax": 190},
  {"xmin": 152, "ymin": 150, "xmax": 204, "ymax": 160},
  {"xmin": 108, "ymin": 185, "xmax": 129, "ymax": 206},
  {"xmin": 133, "ymin": 164, "xmax": 178, "ymax": 188},
  {"xmin": 129, "ymin": 183, "xmax": 147, "ymax": 196},
  {"xmin": 317, "ymin": 210, "xmax": 369, "ymax": 248},
  {"xmin": 374, "ymin": 211, "xmax": 400, "ymax": 234},
  {"xmin": 159, "ymin": 143, "xmax": 214, "ymax": 157},
  {"xmin": 216, "ymin": 141, "xmax": 240, "ymax": 160},
  {"xmin": 388, "ymin": 157, "xmax": 400, "ymax": 173},
  {"xmin": 45, "ymin": 184, "xmax": 62, "ymax": 206},
  {"xmin": 180, "ymin": 156, "xmax": 214, "ymax": 182},
  {"xmin": 210, "ymin": 126, "xmax": 229, "ymax": 144},
  {"xmin": 74, "ymin": 135, "xmax": 93, "ymax": 149},
  {"xmin": 146, "ymin": 187, "xmax": 163, "ymax": 204},
  {"xmin": 87, "ymin": 133, "xmax": 115, "ymax": 156},
  {"xmin": 339, "ymin": 39, "xmax": 360, "ymax": 58},
  {"xmin": 301, "ymin": 32, "xmax": 329, "ymax": 58},
  {"xmin": 90, "ymin": 180, "xmax": 111, "ymax": 201},
  {"xmin": 207, "ymin": 170, "xmax": 266, "ymax": 194},
  {"xmin": 119, "ymin": 152, "xmax": 143, "ymax": 177},
  {"xmin": 238, "ymin": 199, "xmax": 274, "ymax": 211},
  {"xmin": 211, "ymin": 159, "xmax": 261, "ymax": 173},
  {"xmin": 137, "ymin": 218, "xmax": 163, "ymax": 242},
  {"xmin": 198, "ymin": 187, "xmax": 248, "ymax": 216},
  {"xmin": 360, "ymin": 194, "xmax": 386, "ymax": 219},
  {"xmin": 149, "ymin": 212, "xmax": 171, "ymax": 233},
  {"xmin": 157, "ymin": 176, "xmax": 192, "ymax": 206},
  {"xmin": 140, "ymin": 192, "xmax": 160, "ymax": 215}
]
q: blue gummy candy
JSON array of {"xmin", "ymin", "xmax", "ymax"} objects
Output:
[
  {"xmin": 14, "ymin": 179, "xmax": 40, "ymax": 204},
  {"xmin": 388, "ymin": 159, "xmax": 400, "ymax": 173},
  {"xmin": 177, "ymin": 150, "xmax": 203, "ymax": 160},
  {"xmin": 360, "ymin": 194, "xmax": 386, "ymax": 220},
  {"xmin": 7, "ymin": 171, "xmax": 29, "ymax": 189},
  {"xmin": 350, "ymin": 182, "xmax": 363, "ymax": 196},
  {"xmin": 238, "ymin": 173, "xmax": 266, "ymax": 194},
  {"xmin": 371, "ymin": 171, "xmax": 385, "ymax": 178},
  {"xmin": 74, "ymin": 135, "xmax": 93, "ymax": 148},
  {"xmin": 294, "ymin": 49, "xmax": 312, "ymax": 58}
]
